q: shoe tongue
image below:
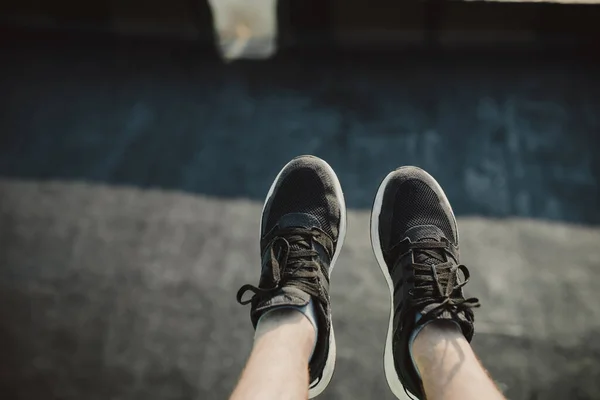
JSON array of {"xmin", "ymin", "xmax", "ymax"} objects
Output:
[
  {"xmin": 277, "ymin": 213, "xmax": 319, "ymax": 252},
  {"xmin": 278, "ymin": 213, "xmax": 321, "ymax": 230},
  {"xmin": 405, "ymin": 225, "xmax": 446, "ymax": 242},
  {"xmin": 405, "ymin": 225, "xmax": 447, "ymax": 265}
]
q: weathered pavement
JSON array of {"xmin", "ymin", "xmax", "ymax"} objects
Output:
[{"xmin": 1, "ymin": 180, "xmax": 599, "ymax": 400}]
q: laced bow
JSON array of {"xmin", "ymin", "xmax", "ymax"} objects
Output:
[
  {"xmin": 398, "ymin": 240, "xmax": 480, "ymax": 318},
  {"xmin": 236, "ymin": 228, "xmax": 332, "ymax": 306}
]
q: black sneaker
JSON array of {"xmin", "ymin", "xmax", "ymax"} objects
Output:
[
  {"xmin": 370, "ymin": 166, "xmax": 480, "ymax": 400},
  {"xmin": 236, "ymin": 155, "xmax": 346, "ymax": 398}
]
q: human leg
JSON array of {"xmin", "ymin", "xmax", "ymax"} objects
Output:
[
  {"xmin": 230, "ymin": 309, "xmax": 315, "ymax": 400},
  {"xmin": 412, "ymin": 321, "xmax": 505, "ymax": 400},
  {"xmin": 371, "ymin": 166, "xmax": 504, "ymax": 400},
  {"xmin": 232, "ymin": 155, "xmax": 346, "ymax": 399}
]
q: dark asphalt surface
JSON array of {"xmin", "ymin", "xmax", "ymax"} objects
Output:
[{"xmin": 1, "ymin": 38, "xmax": 599, "ymax": 224}]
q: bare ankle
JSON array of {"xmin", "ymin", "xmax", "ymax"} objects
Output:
[
  {"xmin": 411, "ymin": 320, "xmax": 468, "ymax": 374},
  {"xmin": 255, "ymin": 308, "xmax": 316, "ymax": 353},
  {"xmin": 411, "ymin": 320, "xmax": 506, "ymax": 400},
  {"xmin": 414, "ymin": 320, "xmax": 464, "ymax": 347}
]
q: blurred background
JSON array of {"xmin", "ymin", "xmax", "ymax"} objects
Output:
[{"xmin": 1, "ymin": 0, "xmax": 599, "ymax": 399}]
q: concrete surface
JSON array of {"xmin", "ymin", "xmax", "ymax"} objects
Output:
[{"xmin": 0, "ymin": 180, "xmax": 599, "ymax": 400}]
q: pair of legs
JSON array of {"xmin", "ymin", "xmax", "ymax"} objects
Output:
[
  {"xmin": 232, "ymin": 315, "xmax": 502, "ymax": 400},
  {"xmin": 232, "ymin": 156, "xmax": 506, "ymax": 400}
]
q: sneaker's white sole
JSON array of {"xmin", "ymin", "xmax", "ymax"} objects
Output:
[
  {"xmin": 370, "ymin": 167, "xmax": 456, "ymax": 400},
  {"xmin": 261, "ymin": 155, "xmax": 347, "ymax": 399}
]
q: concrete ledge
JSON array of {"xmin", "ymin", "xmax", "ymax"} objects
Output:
[{"xmin": 1, "ymin": 0, "xmax": 599, "ymax": 48}]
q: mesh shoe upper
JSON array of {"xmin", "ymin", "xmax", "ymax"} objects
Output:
[
  {"xmin": 262, "ymin": 157, "xmax": 341, "ymax": 241},
  {"xmin": 379, "ymin": 169, "xmax": 456, "ymax": 253},
  {"xmin": 376, "ymin": 166, "xmax": 480, "ymax": 399},
  {"xmin": 237, "ymin": 155, "xmax": 343, "ymax": 390}
]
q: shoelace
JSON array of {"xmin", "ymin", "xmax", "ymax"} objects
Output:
[
  {"xmin": 399, "ymin": 241, "xmax": 480, "ymax": 319},
  {"xmin": 236, "ymin": 228, "xmax": 332, "ymax": 306},
  {"xmin": 398, "ymin": 241, "xmax": 480, "ymax": 400}
]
